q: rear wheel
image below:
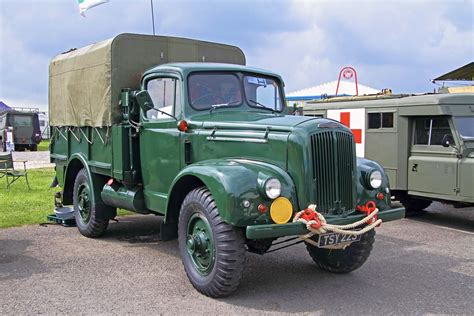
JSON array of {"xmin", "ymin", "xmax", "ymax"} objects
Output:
[
  {"xmin": 15, "ymin": 144, "xmax": 25, "ymax": 152},
  {"xmin": 30, "ymin": 144, "xmax": 37, "ymax": 151},
  {"xmin": 73, "ymin": 168, "xmax": 109, "ymax": 238},
  {"xmin": 178, "ymin": 187, "xmax": 246, "ymax": 298},
  {"xmin": 305, "ymin": 230, "xmax": 375, "ymax": 273}
]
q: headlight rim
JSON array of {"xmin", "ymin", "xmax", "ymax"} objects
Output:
[
  {"xmin": 264, "ymin": 177, "xmax": 282, "ymax": 200},
  {"xmin": 367, "ymin": 170, "xmax": 383, "ymax": 189}
]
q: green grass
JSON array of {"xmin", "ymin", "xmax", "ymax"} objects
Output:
[
  {"xmin": 0, "ymin": 168, "xmax": 58, "ymax": 228},
  {"xmin": 38, "ymin": 140, "xmax": 49, "ymax": 151},
  {"xmin": 0, "ymin": 168, "xmax": 132, "ymax": 228}
]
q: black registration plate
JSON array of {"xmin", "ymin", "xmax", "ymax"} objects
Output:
[{"xmin": 318, "ymin": 232, "xmax": 361, "ymax": 247}]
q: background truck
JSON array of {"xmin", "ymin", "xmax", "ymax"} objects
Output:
[
  {"xmin": 49, "ymin": 33, "xmax": 404, "ymax": 297},
  {"xmin": 0, "ymin": 110, "xmax": 41, "ymax": 151},
  {"xmin": 303, "ymin": 93, "xmax": 474, "ymax": 212}
]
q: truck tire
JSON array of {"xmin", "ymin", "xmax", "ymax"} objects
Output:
[
  {"xmin": 400, "ymin": 195, "xmax": 432, "ymax": 214},
  {"xmin": 305, "ymin": 230, "xmax": 375, "ymax": 273},
  {"xmin": 73, "ymin": 168, "xmax": 109, "ymax": 238},
  {"xmin": 15, "ymin": 144, "xmax": 25, "ymax": 152},
  {"xmin": 30, "ymin": 144, "xmax": 38, "ymax": 151},
  {"xmin": 178, "ymin": 187, "xmax": 246, "ymax": 298}
]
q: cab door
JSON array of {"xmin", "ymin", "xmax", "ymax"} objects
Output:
[
  {"xmin": 408, "ymin": 116, "xmax": 459, "ymax": 196},
  {"xmin": 140, "ymin": 76, "xmax": 183, "ymax": 213}
]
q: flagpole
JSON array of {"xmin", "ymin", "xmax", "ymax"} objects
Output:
[{"xmin": 150, "ymin": 0, "xmax": 156, "ymax": 35}]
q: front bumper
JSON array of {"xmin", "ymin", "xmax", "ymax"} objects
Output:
[{"xmin": 246, "ymin": 206, "xmax": 405, "ymax": 239}]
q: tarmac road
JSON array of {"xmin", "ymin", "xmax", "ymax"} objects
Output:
[{"xmin": 1, "ymin": 202, "xmax": 473, "ymax": 315}]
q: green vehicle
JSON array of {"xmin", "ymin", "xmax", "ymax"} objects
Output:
[
  {"xmin": 49, "ymin": 34, "xmax": 404, "ymax": 297},
  {"xmin": 0, "ymin": 110, "xmax": 42, "ymax": 151},
  {"xmin": 304, "ymin": 93, "xmax": 474, "ymax": 212}
]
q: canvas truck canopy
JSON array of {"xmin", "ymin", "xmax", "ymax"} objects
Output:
[{"xmin": 49, "ymin": 33, "xmax": 246, "ymax": 127}]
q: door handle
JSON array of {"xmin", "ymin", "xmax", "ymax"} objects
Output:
[{"xmin": 412, "ymin": 163, "xmax": 418, "ymax": 172}]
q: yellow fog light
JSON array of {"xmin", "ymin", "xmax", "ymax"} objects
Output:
[{"xmin": 270, "ymin": 197, "xmax": 293, "ymax": 224}]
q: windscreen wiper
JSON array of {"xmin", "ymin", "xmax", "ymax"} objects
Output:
[
  {"xmin": 249, "ymin": 99, "xmax": 277, "ymax": 113},
  {"xmin": 209, "ymin": 101, "xmax": 240, "ymax": 114},
  {"xmin": 150, "ymin": 107, "xmax": 178, "ymax": 121}
]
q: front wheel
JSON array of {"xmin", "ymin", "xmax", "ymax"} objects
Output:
[
  {"xmin": 73, "ymin": 168, "xmax": 109, "ymax": 238},
  {"xmin": 178, "ymin": 187, "xmax": 246, "ymax": 298},
  {"xmin": 305, "ymin": 230, "xmax": 375, "ymax": 273},
  {"xmin": 399, "ymin": 195, "xmax": 432, "ymax": 214}
]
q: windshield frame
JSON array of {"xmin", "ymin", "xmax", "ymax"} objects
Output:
[{"xmin": 186, "ymin": 71, "xmax": 285, "ymax": 113}]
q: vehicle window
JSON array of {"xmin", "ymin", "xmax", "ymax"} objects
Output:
[
  {"xmin": 453, "ymin": 117, "xmax": 474, "ymax": 139},
  {"xmin": 40, "ymin": 120, "xmax": 46, "ymax": 127},
  {"xmin": 146, "ymin": 78, "xmax": 180, "ymax": 119},
  {"xmin": 368, "ymin": 113, "xmax": 381, "ymax": 129},
  {"xmin": 188, "ymin": 73, "xmax": 242, "ymax": 110},
  {"xmin": 414, "ymin": 117, "xmax": 453, "ymax": 145},
  {"xmin": 244, "ymin": 75, "xmax": 283, "ymax": 111},
  {"xmin": 0, "ymin": 116, "xmax": 4, "ymax": 128},
  {"xmin": 13, "ymin": 116, "xmax": 32, "ymax": 126},
  {"xmin": 368, "ymin": 112, "xmax": 393, "ymax": 129}
]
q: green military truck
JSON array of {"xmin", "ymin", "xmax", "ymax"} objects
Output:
[
  {"xmin": 49, "ymin": 33, "xmax": 404, "ymax": 297},
  {"xmin": 0, "ymin": 110, "xmax": 42, "ymax": 151},
  {"xmin": 304, "ymin": 93, "xmax": 474, "ymax": 212}
]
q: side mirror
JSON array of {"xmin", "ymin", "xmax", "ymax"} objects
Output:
[
  {"xmin": 442, "ymin": 134, "xmax": 454, "ymax": 148},
  {"xmin": 135, "ymin": 90, "xmax": 155, "ymax": 112}
]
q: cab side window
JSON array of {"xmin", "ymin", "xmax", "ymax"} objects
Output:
[
  {"xmin": 414, "ymin": 117, "xmax": 453, "ymax": 145},
  {"xmin": 146, "ymin": 78, "xmax": 181, "ymax": 119}
]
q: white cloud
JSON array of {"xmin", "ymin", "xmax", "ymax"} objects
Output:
[
  {"xmin": 0, "ymin": 0, "xmax": 472, "ymax": 108},
  {"xmin": 267, "ymin": 0, "xmax": 474, "ymax": 92}
]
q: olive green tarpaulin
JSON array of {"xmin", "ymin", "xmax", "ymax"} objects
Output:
[{"xmin": 49, "ymin": 33, "xmax": 246, "ymax": 127}]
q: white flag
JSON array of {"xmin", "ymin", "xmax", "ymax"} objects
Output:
[{"xmin": 78, "ymin": 0, "xmax": 109, "ymax": 17}]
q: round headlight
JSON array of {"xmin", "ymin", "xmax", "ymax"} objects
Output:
[
  {"xmin": 369, "ymin": 170, "xmax": 382, "ymax": 189},
  {"xmin": 264, "ymin": 178, "xmax": 281, "ymax": 199}
]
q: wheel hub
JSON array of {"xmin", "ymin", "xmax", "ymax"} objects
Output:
[
  {"xmin": 186, "ymin": 213, "xmax": 215, "ymax": 275},
  {"xmin": 77, "ymin": 183, "xmax": 91, "ymax": 223}
]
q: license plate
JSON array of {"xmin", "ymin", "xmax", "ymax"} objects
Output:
[{"xmin": 318, "ymin": 232, "xmax": 361, "ymax": 247}]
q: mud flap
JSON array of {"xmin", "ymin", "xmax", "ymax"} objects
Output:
[{"xmin": 160, "ymin": 221, "xmax": 178, "ymax": 241}]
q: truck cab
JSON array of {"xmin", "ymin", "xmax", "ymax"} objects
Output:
[{"xmin": 304, "ymin": 93, "xmax": 474, "ymax": 212}]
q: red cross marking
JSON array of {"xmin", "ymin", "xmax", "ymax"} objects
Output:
[{"xmin": 340, "ymin": 112, "xmax": 362, "ymax": 144}]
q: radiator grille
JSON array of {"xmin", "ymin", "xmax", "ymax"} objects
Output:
[{"xmin": 310, "ymin": 131, "xmax": 355, "ymax": 215}]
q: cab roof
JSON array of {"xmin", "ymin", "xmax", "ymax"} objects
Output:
[{"xmin": 143, "ymin": 62, "xmax": 285, "ymax": 86}]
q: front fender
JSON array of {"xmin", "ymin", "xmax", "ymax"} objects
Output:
[
  {"xmin": 356, "ymin": 157, "xmax": 391, "ymax": 210},
  {"xmin": 168, "ymin": 158, "xmax": 297, "ymax": 226}
]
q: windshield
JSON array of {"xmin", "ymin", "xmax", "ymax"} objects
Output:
[
  {"xmin": 188, "ymin": 73, "xmax": 243, "ymax": 110},
  {"xmin": 188, "ymin": 72, "xmax": 283, "ymax": 112},
  {"xmin": 13, "ymin": 115, "xmax": 32, "ymax": 127},
  {"xmin": 244, "ymin": 75, "xmax": 283, "ymax": 112},
  {"xmin": 453, "ymin": 117, "xmax": 474, "ymax": 139}
]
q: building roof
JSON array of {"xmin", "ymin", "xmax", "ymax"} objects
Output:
[
  {"xmin": 0, "ymin": 101, "xmax": 12, "ymax": 112},
  {"xmin": 286, "ymin": 80, "xmax": 380, "ymax": 101},
  {"xmin": 434, "ymin": 62, "xmax": 474, "ymax": 81}
]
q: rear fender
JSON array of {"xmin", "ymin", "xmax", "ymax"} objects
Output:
[{"xmin": 63, "ymin": 153, "xmax": 115, "ymax": 219}]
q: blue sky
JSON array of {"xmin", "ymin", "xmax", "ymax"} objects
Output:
[{"xmin": 0, "ymin": 0, "xmax": 472, "ymax": 111}]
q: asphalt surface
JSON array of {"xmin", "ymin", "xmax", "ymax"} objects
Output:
[{"xmin": 1, "ymin": 202, "xmax": 473, "ymax": 314}]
